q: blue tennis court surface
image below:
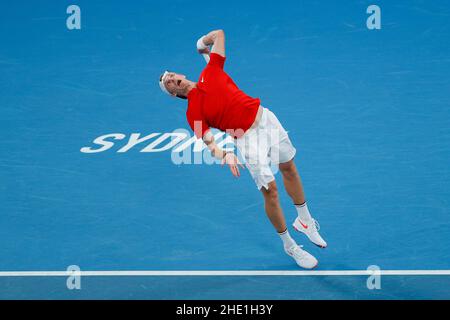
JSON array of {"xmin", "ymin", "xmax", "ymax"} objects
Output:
[{"xmin": 1, "ymin": 0, "xmax": 449, "ymax": 299}]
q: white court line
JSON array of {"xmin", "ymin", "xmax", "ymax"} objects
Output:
[{"xmin": 0, "ymin": 270, "xmax": 450, "ymax": 277}]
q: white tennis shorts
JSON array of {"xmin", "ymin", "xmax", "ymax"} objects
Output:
[{"xmin": 235, "ymin": 107, "xmax": 296, "ymax": 190}]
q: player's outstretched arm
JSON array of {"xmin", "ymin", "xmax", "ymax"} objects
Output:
[
  {"xmin": 202, "ymin": 130, "xmax": 243, "ymax": 178},
  {"xmin": 197, "ymin": 29, "xmax": 225, "ymax": 59}
]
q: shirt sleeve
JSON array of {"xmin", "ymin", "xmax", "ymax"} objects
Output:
[
  {"xmin": 208, "ymin": 53, "xmax": 226, "ymax": 69},
  {"xmin": 187, "ymin": 111, "xmax": 210, "ymax": 139}
]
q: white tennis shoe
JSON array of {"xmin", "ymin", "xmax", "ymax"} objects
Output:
[
  {"xmin": 293, "ymin": 218, "xmax": 327, "ymax": 248},
  {"xmin": 284, "ymin": 244, "xmax": 318, "ymax": 269}
]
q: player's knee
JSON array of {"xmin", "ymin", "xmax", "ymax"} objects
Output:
[
  {"xmin": 263, "ymin": 182, "xmax": 279, "ymax": 203},
  {"xmin": 280, "ymin": 161, "xmax": 297, "ymax": 179}
]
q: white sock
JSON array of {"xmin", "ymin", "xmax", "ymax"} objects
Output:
[
  {"xmin": 278, "ymin": 229, "xmax": 296, "ymax": 248},
  {"xmin": 295, "ymin": 202, "xmax": 312, "ymax": 222}
]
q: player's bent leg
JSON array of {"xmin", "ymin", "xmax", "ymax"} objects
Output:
[
  {"xmin": 260, "ymin": 181, "xmax": 318, "ymax": 269},
  {"xmin": 279, "ymin": 159, "xmax": 305, "ymax": 204},
  {"xmin": 279, "ymin": 160, "xmax": 328, "ymax": 248}
]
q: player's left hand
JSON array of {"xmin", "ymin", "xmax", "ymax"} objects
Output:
[{"xmin": 221, "ymin": 153, "xmax": 244, "ymax": 178}]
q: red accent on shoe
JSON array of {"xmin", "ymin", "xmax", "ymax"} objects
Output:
[{"xmin": 299, "ymin": 220, "xmax": 308, "ymax": 229}]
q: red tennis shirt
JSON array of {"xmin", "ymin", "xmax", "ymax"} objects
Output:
[{"xmin": 186, "ymin": 53, "xmax": 260, "ymax": 139}]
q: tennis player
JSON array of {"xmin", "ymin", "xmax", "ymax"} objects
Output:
[{"xmin": 159, "ymin": 29, "xmax": 326, "ymax": 269}]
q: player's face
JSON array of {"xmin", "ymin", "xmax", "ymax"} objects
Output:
[{"xmin": 164, "ymin": 72, "xmax": 189, "ymax": 95}]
